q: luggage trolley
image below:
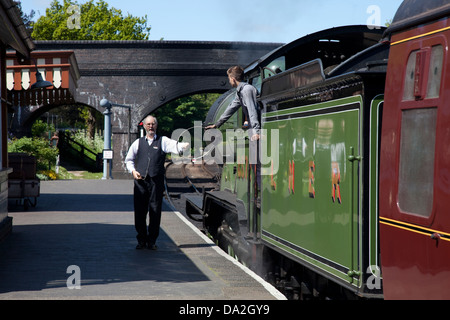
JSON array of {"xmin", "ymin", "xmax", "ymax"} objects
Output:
[{"xmin": 8, "ymin": 153, "xmax": 40, "ymax": 210}]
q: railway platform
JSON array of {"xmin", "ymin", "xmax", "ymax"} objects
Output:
[{"xmin": 0, "ymin": 179, "xmax": 285, "ymax": 301}]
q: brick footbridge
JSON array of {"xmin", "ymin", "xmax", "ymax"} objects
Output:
[{"xmin": 7, "ymin": 40, "xmax": 282, "ymax": 178}]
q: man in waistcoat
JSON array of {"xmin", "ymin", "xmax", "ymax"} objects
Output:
[{"xmin": 125, "ymin": 115, "xmax": 189, "ymax": 250}]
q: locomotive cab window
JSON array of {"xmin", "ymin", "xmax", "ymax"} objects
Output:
[
  {"xmin": 250, "ymin": 75, "xmax": 262, "ymax": 93},
  {"xmin": 263, "ymin": 56, "xmax": 286, "ymax": 79}
]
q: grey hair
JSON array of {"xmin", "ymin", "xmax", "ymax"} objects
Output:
[{"xmin": 143, "ymin": 115, "xmax": 157, "ymax": 125}]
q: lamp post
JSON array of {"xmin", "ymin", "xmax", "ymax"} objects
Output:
[{"xmin": 99, "ymin": 98, "xmax": 131, "ymax": 179}]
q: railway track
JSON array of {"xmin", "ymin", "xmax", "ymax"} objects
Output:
[{"xmin": 164, "ymin": 160, "xmax": 220, "ymax": 229}]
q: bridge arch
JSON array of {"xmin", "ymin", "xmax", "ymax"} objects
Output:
[{"xmin": 13, "ymin": 101, "xmax": 102, "ymax": 138}]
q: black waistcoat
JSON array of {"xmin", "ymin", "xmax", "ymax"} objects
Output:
[{"xmin": 134, "ymin": 136, "xmax": 166, "ymax": 178}]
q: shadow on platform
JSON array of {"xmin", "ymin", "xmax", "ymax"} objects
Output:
[
  {"xmin": 0, "ymin": 222, "xmax": 209, "ymax": 294},
  {"xmin": 9, "ymin": 193, "xmax": 134, "ymax": 212}
]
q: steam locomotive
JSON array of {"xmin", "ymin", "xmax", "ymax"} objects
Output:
[{"xmin": 185, "ymin": 0, "xmax": 450, "ymax": 299}]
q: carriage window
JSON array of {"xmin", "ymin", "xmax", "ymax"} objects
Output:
[
  {"xmin": 403, "ymin": 50, "xmax": 418, "ymax": 101},
  {"xmin": 426, "ymin": 45, "xmax": 444, "ymax": 99},
  {"xmin": 398, "ymin": 108, "xmax": 437, "ymax": 217}
]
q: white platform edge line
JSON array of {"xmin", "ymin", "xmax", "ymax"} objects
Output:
[{"xmin": 165, "ymin": 204, "xmax": 287, "ymax": 300}]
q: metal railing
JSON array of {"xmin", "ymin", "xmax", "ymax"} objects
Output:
[{"xmin": 58, "ymin": 131, "xmax": 102, "ymax": 172}]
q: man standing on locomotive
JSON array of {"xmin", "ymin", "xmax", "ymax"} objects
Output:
[
  {"xmin": 125, "ymin": 115, "xmax": 189, "ymax": 250},
  {"xmin": 205, "ymin": 65, "xmax": 260, "ymax": 141},
  {"xmin": 205, "ymin": 65, "xmax": 262, "ymax": 217}
]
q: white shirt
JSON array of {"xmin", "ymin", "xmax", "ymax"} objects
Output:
[{"xmin": 125, "ymin": 135, "xmax": 183, "ymax": 173}]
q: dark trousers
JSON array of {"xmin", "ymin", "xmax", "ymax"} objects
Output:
[{"xmin": 133, "ymin": 174, "xmax": 165, "ymax": 245}]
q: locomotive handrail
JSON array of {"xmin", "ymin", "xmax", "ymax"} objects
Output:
[{"xmin": 347, "ymin": 146, "xmax": 361, "ymax": 282}]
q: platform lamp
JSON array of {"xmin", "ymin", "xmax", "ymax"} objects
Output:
[
  {"xmin": 99, "ymin": 98, "xmax": 131, "ymax": 180},
  {"xmin": 30, "ymin": 59, "xmax": 53, "ymax": 90}
]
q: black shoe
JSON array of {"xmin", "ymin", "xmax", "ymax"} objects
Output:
[
  {"xmin": 136, "ymin": 242, "xmax": 146, "ymax": 249},
  {"xmin": 147, "ymin": 244, "xmax": 157, "ymax": 250}
]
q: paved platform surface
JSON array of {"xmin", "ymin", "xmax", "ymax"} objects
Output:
[{"xmin": 0, "ymin": 179, "xmax": 285, "ymax": 300}]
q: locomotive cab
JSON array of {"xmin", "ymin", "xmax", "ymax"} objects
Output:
[
  {"xmin": 187, "ymin": 25, "xmax": 389, "ymax": 299},
  {"xmin": 184, "ymin": 0, "xmax": 450, "ymax": 300}
]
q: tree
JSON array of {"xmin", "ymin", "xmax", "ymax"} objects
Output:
[
  {"xmin": 153, "ymin": 94, "xmax": 221, "ymax": 138},
  {"xmin": 30, "ymin": 0, "xmax": 151, "ymax": 139},
  {"xmin": 13, "ymin": 1, "xmax": 35, "ymax": 35},
  {"xmin": 31, "ymin": 0, "xmax": 151, "ymax": 40}
]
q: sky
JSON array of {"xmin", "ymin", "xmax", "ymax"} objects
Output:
[{"xmin": 21, "ymin": 0, "xmax": 404, "ymax": 44}]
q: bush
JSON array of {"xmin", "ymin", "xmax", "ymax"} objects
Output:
[
  {"xmin": 32, "ymin": 119, "xmax": 55, "ymax": 138},
  {"xmin": 69, "ymin": 130, "xmax": 104, "ymax": 154},
  {"xmin": 8, "ymin": 136, "xmax": 59, "ymax": 171}
]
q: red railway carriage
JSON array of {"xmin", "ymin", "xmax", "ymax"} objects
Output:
[{"xmin": 380, "ymin": 0, "xmax": 450, "ymax": 299}]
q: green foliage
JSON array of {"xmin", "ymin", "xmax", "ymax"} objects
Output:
[
  {"xmin": 69, "ymin": 130, "xmax": 104, "ymax": 154},
  {"xmin": 31, "ymin": 0, "xmax": 151, "ymax": 40},
  {"xmin": 14, "ymin": 1, "xmax": 35, "ymax": 34},
  {"xmin": 41, "ymin": 105, "xmax": 103, "ymax": 134},
  {"xmin": 8, "ymin": 137, "xmax": 59, "ymax": 171},
  {"xmin": 32, "ymin": 119, "xmax": 55, "ymax": 138},
  {"xmin": 153, "ymin": 93, "xmax": 221, "ymax": 137}
]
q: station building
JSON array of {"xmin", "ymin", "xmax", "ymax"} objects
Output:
[{"xmin": 0, "ymin": 0, "xmax": 79, "ymax": 241}]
